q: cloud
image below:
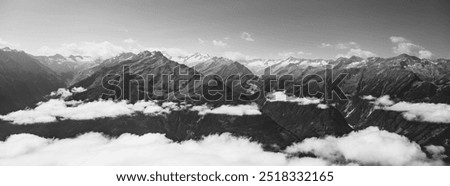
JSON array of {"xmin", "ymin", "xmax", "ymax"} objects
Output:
[
  {"xmin": 390, "ymin": 36, "xmax": 433, "ymax": 59},
  {"xmin": 198, "ymin": 38, "xmax": 206, "ymax": 45},
  {"xmin": 146, "ymin": 47, "xmax": 191, "ymax": 58},
  {"xmin": 278, "ymin": 52, "xmax": 296, "ymax": 58},
  {"xmin": 191, "ymin": 103, "xmax": 261, "ymax": 116},
  {"xmin": 50, "ymin": 88, "xmax": 74, "ymax": 99},
  {"xmin": 372, "ymin": 95, "xmax": 395, "ymax": 107},
  {"xmin": 0, "ymin": 38, "xmax": 19, "ymax": 48},
  {"xmin": 336, "ymin": 48, "xmax": 376, "ymax": 58},
  {"xmin": 0, "ymin": 127, "xmax": 443, "ymax": 165},
  {"xmin": 362, "ymin": 95, "xmax": 376, "ymax": 100},
  {"xmin": 278, "ymin": 51, "xmax": 312, "ymax": 58},
  {"xmin": 0, "ymin": 100, "xmax": 140, "ymax": 124},
  {"xmin": 366, "ymin": 95, "xmax": 450, "ymax": 124},
  {"xmin": 36, "ymin": 41, "xmax": 127, "ymax": 60},
  {"xmin": 335, "ymin": 42, "xmax": 359, "ymax": 50},
  {"xmin": 0, "ymin": 132, "xmax": 329, "ymax": 166},
  {"xmin": 319, "ymin": 43, "xmax": 332, "ymax": 48},
  {"xmin": 123, "ymin": 38, "xmax": 136, "ymax": 44},
  {"xmin": 222, "ymin": 51, "xmax": 254, "ymax": 61},
  {"xmin": 0, "ymin": 96, "xmax": 187, "ymax": 124},
  {"xmin": 0, "ymin": 94, "xmax": 264, "ymax": 124},
  {"xmin": 212, "ymin": 40, "xmax": 228, "ymax": 47},
  {"xmin": 321, "ymin": 42, "xmax": 374, "ymax": 58},
  {"xmin": 425, "ymin": 145, "xmax": 447, "ymax": 159},
  {"xmin": 385, "ymin": 102, "xmax": 450, "ymax": 123},
  {"xmin": 320, "ymin": 42, "xmax": 358, "ymax": 50},
  {"xmin": 297, "ymin": 51, "xmax": 312, "ymax": 56},
  {"xmin": 390, "ymin": 36, "xmax": 408, "ymax": 43},
  {"xmin": 71, "ymin": 87, "xmax": 87, "ymax": 93},
  {"xmin": 285, "ymin": 126, "xmax": 444, "ymax": 165},
  {"xmin": 267, "ymin": 91, "xmax": 323, "ymax": 105},
  {"xmin": 240, "ymin": 32, "xmax": 255, "ymax": 42}
]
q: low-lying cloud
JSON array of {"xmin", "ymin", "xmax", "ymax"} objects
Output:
[
  {"xmin": 267, "ymin": 91, "xmax": 325, "ymax": 109},
  {"xmin": 191, "ymin": 103, "xmax": 261, "ymax": 116},
  {"xmin": 386, "ymin": 102, "xmax": 450, "ymax": 124},
  {"xmin": 0, "ymin": 132, "xmax": 327, "ymax": 166},
  {"xmin": 0, "ymin": 95, "xmax": 263, "ymax": 124},
  {"xmin": 0, "ymin": 127, "xmax": 444, "ymax": 165},
  {"xmin": 365, "ymin": 95, "xmax": 450, "ymax": 124},
  {"xmin": 285, "ymin": 127, "xmax": 445, "ymax": 165}
]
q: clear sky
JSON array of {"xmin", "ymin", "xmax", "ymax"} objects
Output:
[{"xmin": 0, "ymin": 0, "xmax": 449, "ymax": 59}]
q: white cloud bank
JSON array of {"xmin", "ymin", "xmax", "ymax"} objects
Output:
[
  {"xmin": 0, "ymin": 93, "xmax": 262, "ymax": 124},
  {"xmin": 267, "ymin": 91, "xmax": 325, "ymax": 109},
  {"xmin": 191, "ymin": 103, "xmax": 261, "ymax": 116},
  {"xmin": 365, "ymin": 95, "xmax": 450, "ymax": 124},
  {"xmin": 212, "ymin": 40, "xmax": 228, "ymax": 47},
  {"xmin": 386, "ymin": 102, "xmax": 450, "ymax": 123},
  {"xmin": 285, "ymin": 127, "xmax": 445, "ymax": 165},
  {"xmin": 0, "ymin": 127, "xmax": 444, "ymax": 165},
  {"xmin": 0, "ymin": 132, "xmax": 328, "ymax": 166},
  {"xmin": 240, "ymin": 32, "xmax": 255, "ymax": 42},
  {"xmin": 390, "ymin": 36, "xmax": 433, "ymax": 59}
]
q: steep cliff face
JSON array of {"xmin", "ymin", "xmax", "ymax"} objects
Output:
[
  {"xmin": 0, "ymin": 48, "xmax": 65, "ymax": 114},
  {"xmin": 261, "ymin": 101, "xmax": 353, "ymax": 141}
]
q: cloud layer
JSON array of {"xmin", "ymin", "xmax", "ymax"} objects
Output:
[
  {"xmin": 191, "ymin": 103, "xmax": 261, "ymax": 116},
  {"xmin": 0, "ymin": 132, "xmax": 327, "ymax": 166},
  {"xmin": 285, "ymin": 127, "xmax": 444, "ymax": 165},
  {"xmin": 386, "ymin": 102, "xmax": 450, "ymax": 123},
  {"xmin": 0, "ymin": 127, "xmax": 443, "ymax": 165},
  {"xmin": 267, "ymin": 91, "xmax": 323, "ymax": 106},
  {"xmin": 365, "ymin": 95, "xmax": 450, "ymax": 124},
  {"xmin": 0, "ymin": 91, "xmax": 263, "ymax": 124}
]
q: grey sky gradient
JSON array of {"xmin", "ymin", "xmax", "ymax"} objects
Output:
[{"xmin": 0, "ymin": 0, "xmax": 449, "ymax": 59}]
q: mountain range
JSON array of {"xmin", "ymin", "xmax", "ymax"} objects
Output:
[{"xmin": 0, "ymin": 47, "xmax": 449, "ymax": 164}]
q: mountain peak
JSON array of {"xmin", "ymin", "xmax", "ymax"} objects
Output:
[
  {"xmin": 395, "ymin": 53, "xmax": 419, "ymax": 60},
  {"xmin": 137, "ymin": 50, "xmax": 165, "ymax": 58},
  {"xmin": 285, "ymin": 56, "xmax": 298, "ymax": 61},
  {"xmin": 349, "ymin": 56, "xmax": 363, "ymax": 61},
  {"xmin": 1, "ymin": 47, "xmax": 13, "ymax": 52}
]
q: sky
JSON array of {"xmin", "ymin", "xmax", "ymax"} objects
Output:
[{"xmin": 0, "ymin": 0, "xmax": 449, "ymax": 60}]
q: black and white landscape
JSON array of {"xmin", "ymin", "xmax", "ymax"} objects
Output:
[{"xmin": 0, "ymin": 0, "xmax": 449, "ymax": 166}]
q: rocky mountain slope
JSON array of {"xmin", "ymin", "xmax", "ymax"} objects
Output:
[{"xmin": 0, "ymin": 48, "xmax": 65, "ymax": 114}]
